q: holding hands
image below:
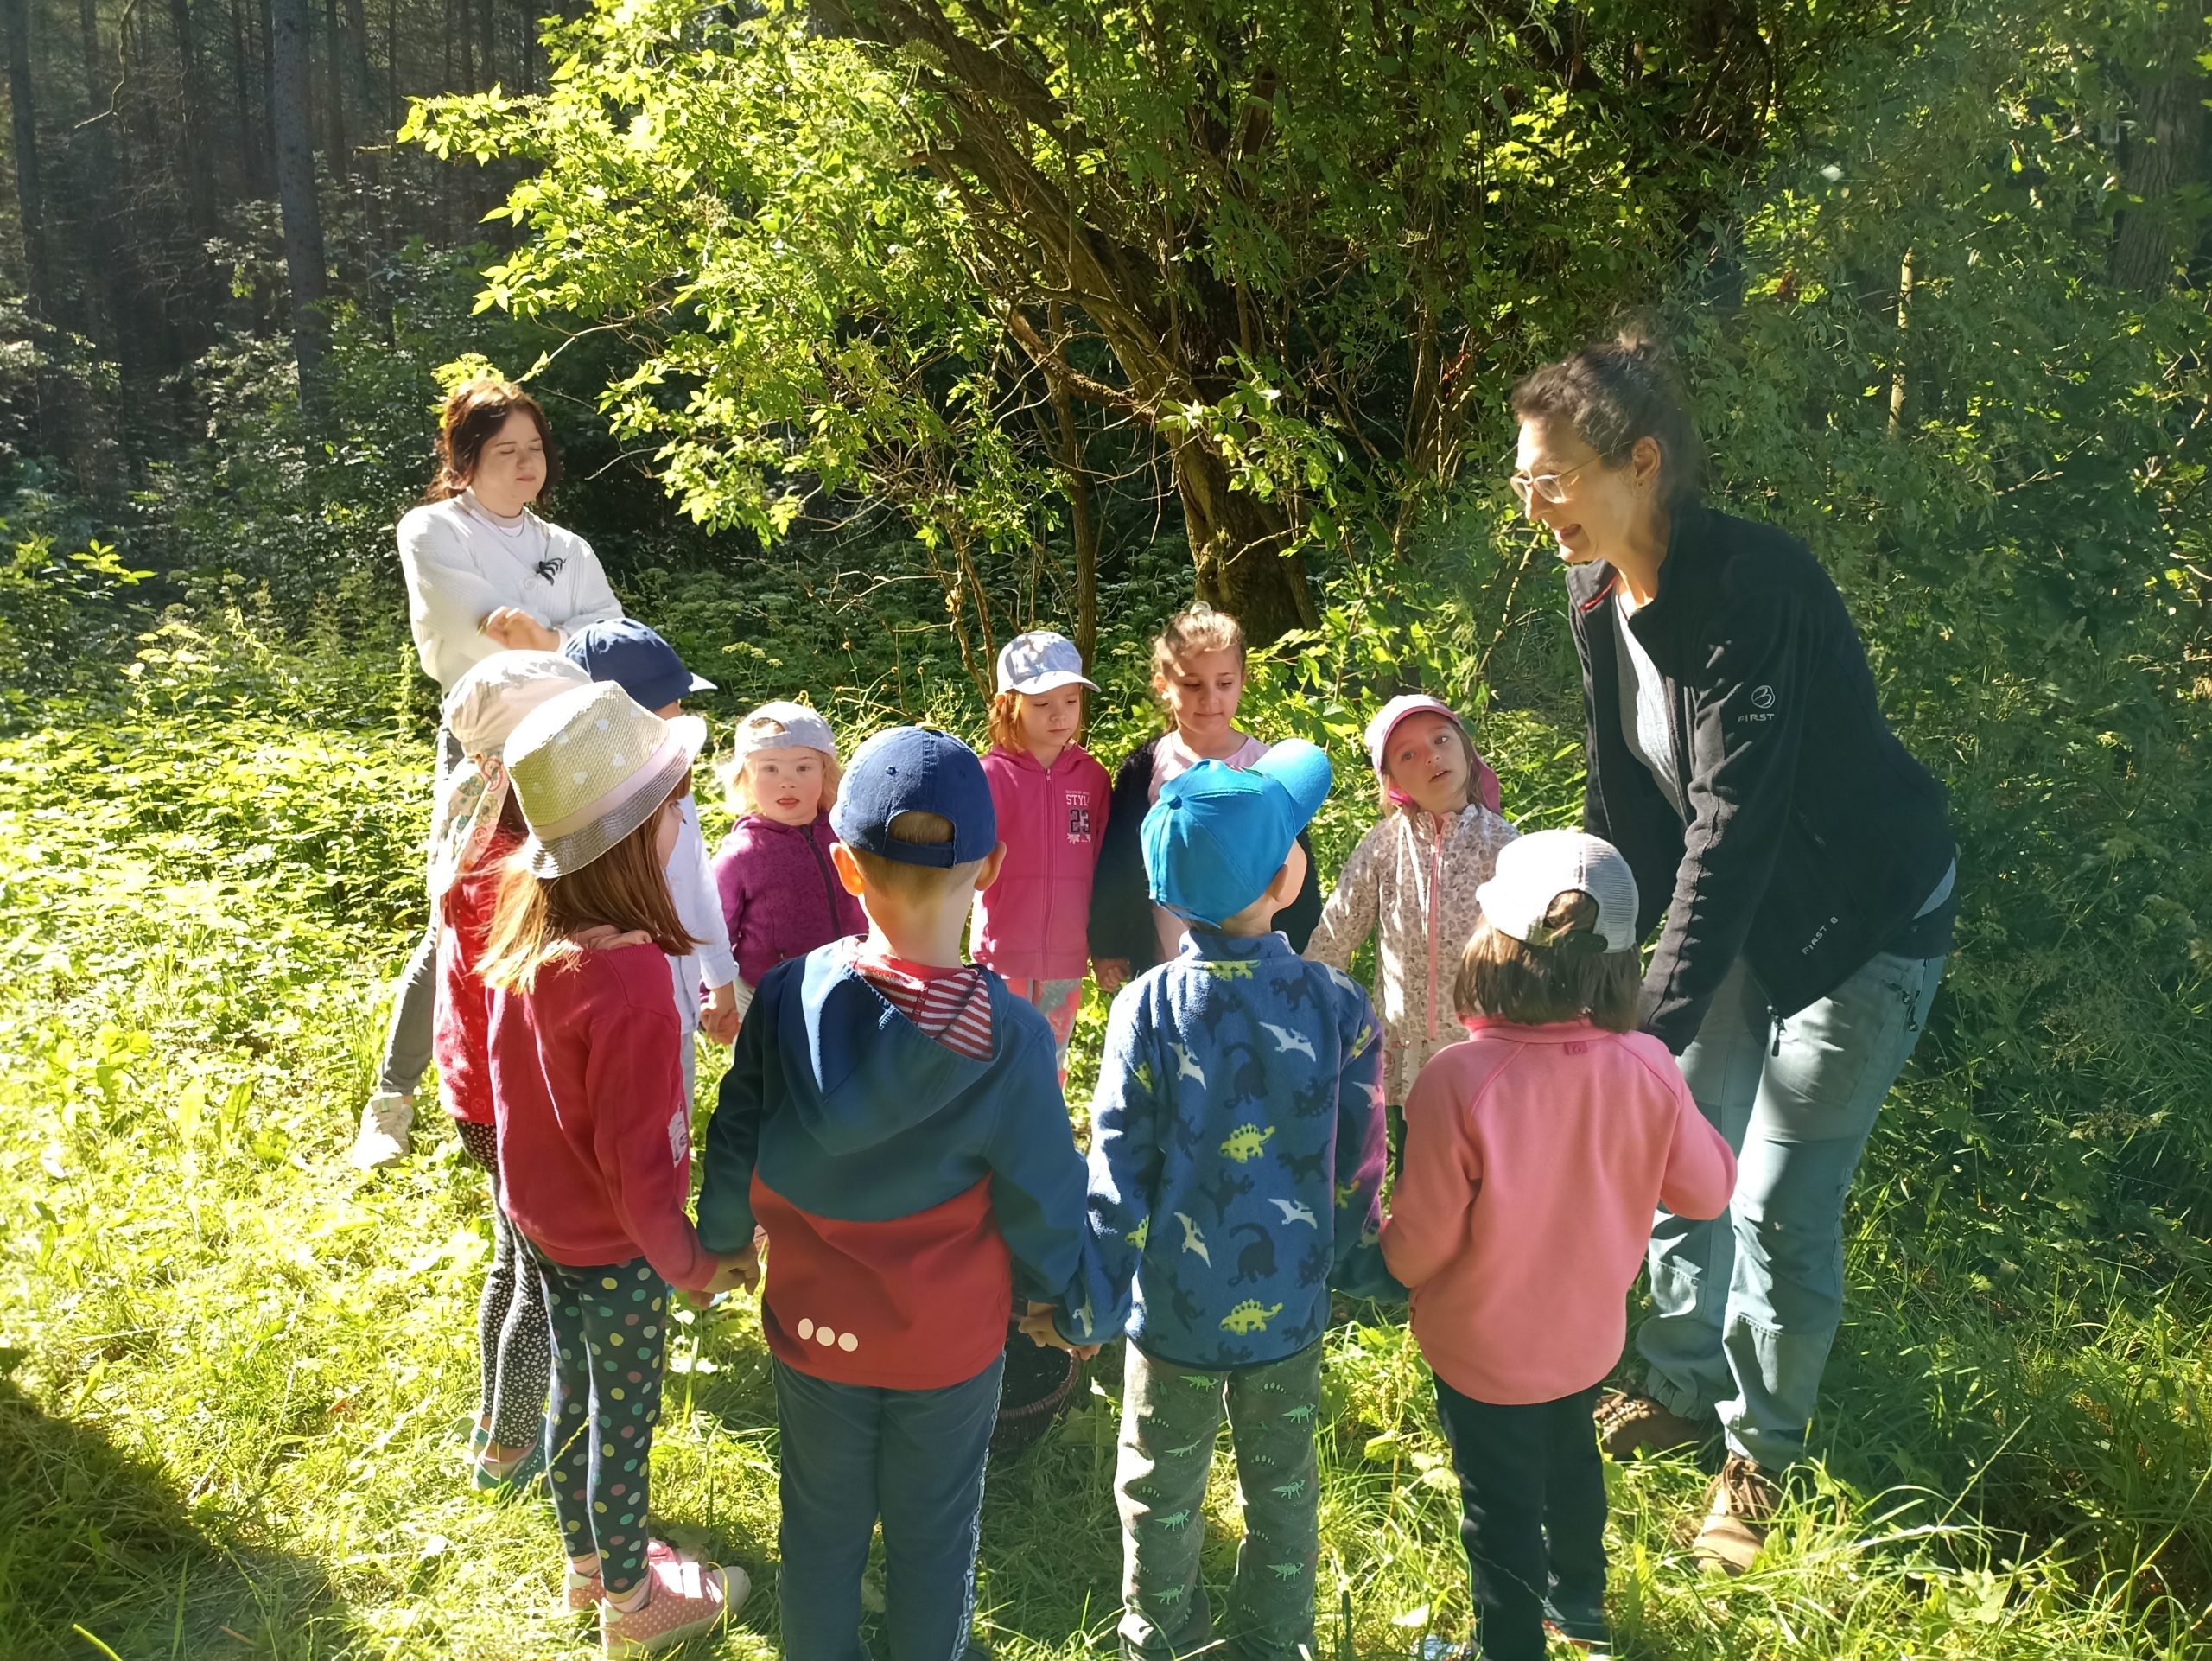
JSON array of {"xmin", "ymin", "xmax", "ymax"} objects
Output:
[{"xmin": 1019, "ymin": 1300, "xmax": 1102, "ymax": 1361}]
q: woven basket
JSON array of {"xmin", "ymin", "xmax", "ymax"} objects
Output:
[{"xmin": 990, "ymin": 1324, "xmax": 1083, "ymax": 1461}]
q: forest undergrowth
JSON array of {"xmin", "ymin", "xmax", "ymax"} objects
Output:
[{"xmin": 0, "ymin": 601, "xmax": 2204, "ymax": 1660}]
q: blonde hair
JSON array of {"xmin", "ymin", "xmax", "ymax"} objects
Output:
[
  {"xmin": 480, "ymin": 785, "xmax": 701, "ymax": 995},
  {"xmin": 988, "ymin": 686, "xmax": 1088, "ymax": 754},
  {"xmin": 843, "ymin": 810, "xmax": 985, "ymax": 901},
  {"xmin": 1455, "ymin": 894, "xmax": 1640, "ymax": 1031},
  {"xmin": 1148, "ymin": 605, "xmax": 1247, "ymax": 716},
  {"xmin": 721, "ymin": 747, "xmax": 842, "ymax": 818}
]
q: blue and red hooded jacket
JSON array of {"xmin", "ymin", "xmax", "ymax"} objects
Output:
[{"xmin": 696, "ymin": 940, "xmax": 1123, "ymax": 1389}]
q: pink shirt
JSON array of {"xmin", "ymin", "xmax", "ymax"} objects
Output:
[{"xmin": 1380, "ymin": 1017, "xmax": 1736, "ymax": 1404}]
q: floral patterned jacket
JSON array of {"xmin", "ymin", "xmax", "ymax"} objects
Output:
[{"xmin": 1306, "ymin": 803, "xmax": 1520, "ymax": 1104}]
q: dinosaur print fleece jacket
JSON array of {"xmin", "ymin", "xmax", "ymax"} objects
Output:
[{"xmin": 1085, "ymin": 928, "xmax": 1389, "ymax": 1371}]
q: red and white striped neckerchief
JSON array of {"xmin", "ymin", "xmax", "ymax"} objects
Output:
[{"xmin": 852, "ymin": 944, "xmax": 995, "ymax": 1061}]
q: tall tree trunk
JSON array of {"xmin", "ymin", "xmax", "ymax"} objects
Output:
[
  {"xmin": 1, "ymin": 0, "xmax": 53, "ymax": 316},
  {"xmin": 168, "ymin": 0, "xmax": 219, "ymax": 235},
  {"xmin": 476, "ymin": 0, "xmax": 494, "ymax": 86},
  {"xmin": 1045, "ymin": 304, "xmax": 1099, "ymax": 669},
  {"xmin": 77, "ymin": 0, "xmax": 140, "ymax": 370},
  {"xmin": 228, "ymin": 0, "xmax": 263, "ymax": 194},
  {"xmin": 258, "ymin": 0, "xmax": 277, "ymax": 186},
  {"xmin": 322, "ymin": 0, "xmax": 348, "ymax": 184},
  {"xmin": 2111, "ymin": 3, "xmax": 2209, "ymax": 293},
  {"xmin": 270, "ymin": 0, "xmax": 328, "ymax": 405}
]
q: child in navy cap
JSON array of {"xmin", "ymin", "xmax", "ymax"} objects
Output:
[
  {"xmin": 1067, "ymin": 738, "xmax": 1389, "ymax": 1660},
  {"xmin": 696, "ymin": 727, "xmax": 1119, "ymax": 1661}
]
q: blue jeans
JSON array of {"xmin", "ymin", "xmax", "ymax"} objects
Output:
[
  {"xmin": 1637, "ymin": 950, "xmax": 1946, "ymax": 1469},
  {"xmin": 772, "ymin": 1352, "xmax": 1004, "ymax": 1661}
]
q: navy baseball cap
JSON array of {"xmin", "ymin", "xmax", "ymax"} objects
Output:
[
  {"xmin": 562, "ymin": 619, "xmax": 714, "ymax": 711},
  {"xmin": 1142, "ymin": 741, "xmax": 1333, "ymax": 926},
  {"xmin": 832, "ymin": 727, "xmax": 998, "ymax": 869}
]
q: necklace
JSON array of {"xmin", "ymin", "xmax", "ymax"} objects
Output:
[{"xmin": 461, "ymin": 491, "xmax": 554, "ymax": 574}]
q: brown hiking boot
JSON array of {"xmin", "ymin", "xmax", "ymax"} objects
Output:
[
  {"xmin": 1693, "ymin": 1454, "xmax": 1781, "ymax": 1575},
  {"xmin": 1593, "ymin": 1390, "xmax": 1713, "ymax": 1461}
]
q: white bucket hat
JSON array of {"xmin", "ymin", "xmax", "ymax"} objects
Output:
[
  {"xmin": 1474, "ymin": 829, "xmax": 1641, "ymax": 954},
  {"xmin": 427, "ymin": 651, "xmax": 593, "ymax": 899},
  {"xmin": 505, "ymin": 681, "xmax": 709, "ymax": 877}
]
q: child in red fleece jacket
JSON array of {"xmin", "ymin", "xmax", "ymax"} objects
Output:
[{"xmin": 482, "ymin": 680, "xmax": 754, "ymax": 1658}]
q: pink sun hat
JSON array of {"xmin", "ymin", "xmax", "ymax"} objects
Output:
[{"xmin": 1363, "ymin": 693, "xmax": 1503, "ymax": 814}]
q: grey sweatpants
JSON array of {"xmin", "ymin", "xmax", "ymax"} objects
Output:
[{"xmin": 1114, "ymin": 1340, "xmax": 1321, "ymax": 1660}]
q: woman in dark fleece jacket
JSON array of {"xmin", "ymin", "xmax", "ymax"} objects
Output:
[
  {"xmin": 1088, "ymin": 605, "xmax": 1321, "ymax": 989},
  {"xmin": 1508, "ymin": 334, "xmax": 1957, "ymax": 1575}
]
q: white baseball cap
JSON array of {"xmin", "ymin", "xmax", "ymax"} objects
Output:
[
  {"xmin": 731, "ymin": 700, "xmax": 839, "ymax": 763},
  {"xmin": 1475, "ymin": 830, "xmax": 1640, "ymax": 954},
  {"xmin": 996, "ymin": 631, "xmax": 1098, "ymax": 696}
]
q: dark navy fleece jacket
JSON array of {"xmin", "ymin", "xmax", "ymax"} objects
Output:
[{"xmin": 696, "ymin": 940, "xmax": 1121, "ymax": 1389}]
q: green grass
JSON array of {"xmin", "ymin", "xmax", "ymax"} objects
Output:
[{"xmin": 3, "ymin": 624, "xmax": 2208, "ymax": 1659}]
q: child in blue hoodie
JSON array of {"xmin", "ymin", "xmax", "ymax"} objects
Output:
[
  {"xmin": 1071, "ymin": 739, "xmax": 1388, "ymax": 1661},
  {"xmin": 696, "ymin": 727, "xmax": 1117, "ymax": 1661}
]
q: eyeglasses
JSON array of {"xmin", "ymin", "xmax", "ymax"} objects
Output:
[{"xmin": 1509, "ymin": 456, "xmax": 1608, "ymax": 507}]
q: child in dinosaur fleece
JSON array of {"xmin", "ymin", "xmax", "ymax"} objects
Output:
[{"xmin": 1076, "ymin": 739, "xmax": 1389, "ymax": 1661}]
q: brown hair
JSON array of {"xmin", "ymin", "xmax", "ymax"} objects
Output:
[
  {"xmin": 1148, "ymin": 605, "xmax": 1248, "ymax": 722},
  {"xmin": 426, "ymin": 377, "xmax": 563, "ymax": 503},
  {"xmin": 1376, "ymin": 716, "xmax": 1480, "ymax": 818},
  {"xmin": 843, "ymin": 809, "xmax": 985, "ymax": 901},
  {"xmin": 721, "ymin": 747, "xmax": 842, "ymax": 819},
  {"xmin": 1455, "ymin": 891, "xmax": 1640, "ymax": 1031},
  {"xmin": 1509, "ymin": 332, "xmax": 1703, "ymax": 512},
  {"xmin": 987, "ymin": 686, "xmax": 1088, "ymax": 754},
  {"xmin": 480, "ymin": 786, "xmax": 699, "ymax": 994}
]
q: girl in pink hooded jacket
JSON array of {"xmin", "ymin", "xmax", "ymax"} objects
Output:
[{"xmin": 969, "ymin": 631, "xmax": 1111, "ymax": 1075}]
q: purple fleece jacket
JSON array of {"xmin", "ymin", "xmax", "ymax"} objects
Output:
[{"xmin": 712, "ymin": 814, "xmax": 869, "ymax": 990}]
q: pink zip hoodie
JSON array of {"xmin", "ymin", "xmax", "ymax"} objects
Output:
[
  {"xmin": 1381, "ymin": 1017, "xmax": 1737, "ymax": 1405},
  {"xmin": 971, "ymin": 743, "xmax": 1111, "ymax": 983}
]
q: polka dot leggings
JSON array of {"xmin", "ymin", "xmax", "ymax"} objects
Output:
[
  {"xmin": 454, "ymin": 1120, "xmax": 552, "ymax": 1452},
  {"xmin": 527, "ymin": 1247, "xmax": 668, "ymax": 1597}
]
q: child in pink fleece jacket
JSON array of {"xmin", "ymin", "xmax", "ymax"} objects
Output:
[
  {"xmin": 1381, "ymin": 831, "xmax": 1736, "ymax": 1661},
  {"xmin": 970, "ymin": 631, "xmax": 1110, "ymax": 1076}
]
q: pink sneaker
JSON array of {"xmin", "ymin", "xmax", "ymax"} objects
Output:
[
  {"xmin": 563, "ymin": 1537, "xmax": 696, "ymax": 1612},
  {"xmin": 598, "ymin": 1556, "xmax": 747, "ymax": 1656}
]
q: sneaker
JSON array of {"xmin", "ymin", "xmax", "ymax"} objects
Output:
[
  {"xmin": 1593, "ymin": 1389, "xmax": 1712, "ymax": 1461},
  {"xmin": 563, "ymin": 1537, "xmax": 697, "ymax": 1613},
  {"xmin": 1543, "ymin": 1595, "xmax": 1613, "ymax": 1653},
  {"xmin": 469, "ymin": 1435, "xmax": 546, "ymax": 1494},
  {"xmin": 1694, "ymin": 1454, "xmax": 1781, "ymax": 1575},
  {"xmin": 599, "ymin": 1556, "xmax": 745, "ymax": 1655},
  {"xmin": 348, "ymin": 1091, "xmax": 414, "ymax": 1168}
]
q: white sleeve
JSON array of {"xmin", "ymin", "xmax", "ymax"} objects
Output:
[
  {"xmin": 397, "ymin": 507, "xmax": 505, "ymax": 686},
  {"xmin": 548, "ymin": 528, "xmax": 625, "ymax": 640},
  {"xmin": 669, "ymin": 801, "xmax": 739, "ymax": 989}
]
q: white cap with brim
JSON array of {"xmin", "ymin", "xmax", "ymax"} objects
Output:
[
  {"xmin": 505, "ymin": 681, "xmax": 708, "ymax": 878},
  {"xmin": 731, "ymin": 700, "xmax": 839, "ymax": 764},
  {"xmin": 996, "ymin": 630, "xmax": 1099, "ymax": 696},
  {"xmin": 1474, "ymin": 829, "xmax": 1640, "ymax": 954}
]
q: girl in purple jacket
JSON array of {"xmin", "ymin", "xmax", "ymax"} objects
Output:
[{"xmin": 711, "ymin": 701, "xmax": 868, "ymax": 1026}]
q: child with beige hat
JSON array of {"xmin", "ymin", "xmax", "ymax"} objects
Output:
[{"xmin": 479, "ymin": 679, "xmax": 755, "ymax": 1655}]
